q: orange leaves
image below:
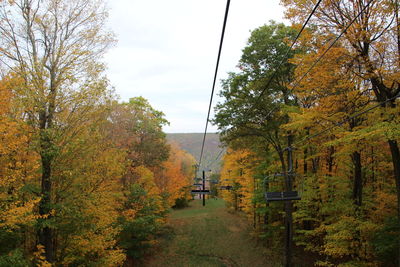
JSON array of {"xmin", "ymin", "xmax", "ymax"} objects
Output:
[
  {"xmin": 370, "ymin": 191, "xmax": 397, "ymax": 221},
  {"xmin": 158, "ymin": 142, "xmax": 195, "ymax": 206}
]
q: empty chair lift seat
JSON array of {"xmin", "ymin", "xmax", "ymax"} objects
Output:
[
  {"xmin": 191, "ymin": 189, "xmax": 210, "ymax": 195},
  {"xmin": 265, "ymin": 191, "xmax": 301, "ymax": 202}
]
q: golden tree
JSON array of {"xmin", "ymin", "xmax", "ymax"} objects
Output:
[{"xmin": 0, "ymin": 0, "xmax": 115, "ymax": 262}]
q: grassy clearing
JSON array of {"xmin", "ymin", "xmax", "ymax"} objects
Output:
[{"xmin": 142, "ymin": 198, "xmax": 275, "ymax": 267}]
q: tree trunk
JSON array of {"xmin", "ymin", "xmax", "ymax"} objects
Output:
[
  {"xmin": 371, "ymin": 147, "xmax": 376, "ymax": 190},
  {"xmin": 327, "ymin": 146, "xmax": 334, "ymax": 174},
  {"xmin": 311, "ymin": 153, "xmax": 319, "ymax": 174},
  {"xmin": 284, "ymin": 136, "xmax": 294, "ymax": 267},
  {"xmin": 394, "ymin": 0, "xmax": 400, "ymax": 260},
  {"xmin": 388, "ymin": 140, "xmax": 400, "ymax": 215},
  {"xmin": 253, "ymin": 176, "xmax": 256, "ymax": 229},
  {"xmin": 352, "ymin": 151, "xmax": 362, "ymax": 206},
  {"xmin": 395, "ymin": 0, "xmax": 400, "ymax": 67},
  {"xmin": 38, "ymin": 97, "xmax": 56, "ymax": 262},
  {"xmin": 38, "ymin": 131, "xmax": 54, "ymax": 262},
  {"xmin": 388, "ymin": 139, "xmax": 400, "ymax": 267},
  {"xmin": 303, "ymin": 148, "xmax": 308, "ymax": 174},
  {"xmin": 276, "ymin": 147, "xmax": 293, "ymax": 266}
]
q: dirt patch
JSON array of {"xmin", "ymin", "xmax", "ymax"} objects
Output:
[
  {"xmin": 227, "ymin": 225, "xmax": 241, "ymax": 232},
  {"xmin": 195, "ymin": 253, "xmax": 239, "ymax": 267}
]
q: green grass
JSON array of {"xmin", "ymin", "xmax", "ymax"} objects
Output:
[
  {"xmin": 142, "ymin": 199, "xmax": 274, "ymax": 267},
  {"xmin": 170, "ymin": 198, "xmax": 225, "ymax": 219}
]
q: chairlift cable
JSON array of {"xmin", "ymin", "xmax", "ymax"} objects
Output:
[
  {"xmin": 289, "ymin": 0, "xmax": 375, "ymax": 92},
  {"xmin": 268, "ymin": 91, "xmax": 400, "ymax": 202},
  {"xmin": 198, "ymin": 0, "xmax": 231, "ymax": 169},
  {"xmin": 240, "ymin": 0, "xmax": 375, "ymax": 126},
  {"xmin": 199, "ymin": 0, "xmax": 324, "ymax": 169},
  {"xmin": 205, "ymin": 148, "xmax": 226, "ymax": 171},
  {"xmin": 241, "ymin": 0, "xmax": 323, "ymax": 120},
  {"xmin": 291, "ymin": 91, "xmax": 400, "ymax": 149},
  {"xmin": 253, "ymin": 0, "xmax": 323, "ymax": 101}
]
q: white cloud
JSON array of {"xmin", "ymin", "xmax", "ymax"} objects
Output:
[{"xmin": 104, "ymin": 0, "xmax": 286, "ymax": 132}]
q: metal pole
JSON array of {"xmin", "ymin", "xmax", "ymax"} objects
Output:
[
  {"xmin": 253, "ymin": 175, "xmax": 256, "ymax": 229},
  {"xmin": 194, "ymin": 164, "xmax": 199, "ymax": 199},
  {"xmin": 284, "ymin": 145, "xmax": 294, "ymax": 267},
  {"xmin": 202, "ymin": 170, "xmax": 206, "ymax": 206},
  {"xmin": 194, "ymin": 164, "xmax": 198, "ymax": 177}
]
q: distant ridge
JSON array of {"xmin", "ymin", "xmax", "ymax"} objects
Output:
[{"xmin": 166, "ymin": 133, "xmax": 224, "ymax": 172}]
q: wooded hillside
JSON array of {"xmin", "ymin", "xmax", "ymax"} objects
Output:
[{"xmin": 166, "ymin": 133, "xmax": 224, "ymax": 172}]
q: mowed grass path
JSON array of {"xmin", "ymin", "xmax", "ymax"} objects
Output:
[{"xmin": 143, "ymin": 199, "xmax": 273, "ymax": 267}]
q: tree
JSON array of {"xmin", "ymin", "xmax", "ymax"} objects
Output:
[
  {"xmin": 213, "ymin": 21, "xmax": 300, "ymax": 266},
  {"xmin": 282, "ymin": 0, "xmax": 400, "ymax": 263},
  {"xmin": 219, "ymin": 149, "xmax": 256, "ymax": 213},
  {"xmin": 0, "ymin": 0, "xmax": 115, "ymax": 262},
  {"xmin": 159, "ymin": 142, "xmax": 196, "ymax": 207},
  {"xmin": 107, "ymin": 97, "xmax": 170, "ymax": 170},
  {"xmin": 0, "ymin": 75, "xmax": 39, "ymax": 265},
  {"xmin": 118, "ymin": 166, "xmax": 165, "ymax": 263},
  {"xmin": 214, "ymin": 21, "xmax": 299, "ymax": 172}
]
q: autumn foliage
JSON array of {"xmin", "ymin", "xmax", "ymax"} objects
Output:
[
  {"xmin": 215, "ymin": 2, "xmax": 400, "ymax": 265},
  {"xmin": 0, "ymin": 1, "xmax": 195, "ymax": 265}
]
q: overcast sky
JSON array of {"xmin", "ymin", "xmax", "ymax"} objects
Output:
[{"xmin": 104, "ymin": 0, "xmax": 286, "ymax": 133}]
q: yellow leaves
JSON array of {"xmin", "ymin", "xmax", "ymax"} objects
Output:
[
  {"xmin": 33, "ymin": 245, "xmax": 52, "ymax": 267},
  {"xmin": 0, "ymin": 1, "xmax": 172, "ymax": 265},
  {"xmin": 57, "ymin": 168, "xmax": 125, "ymax": 266},
  {"xmin": 134, "ymin": 166, "xmax": 160, "ymax": 196},
  {"xmin": 220, "ymin": 148, "xmax": 257, "ymax": 213},
  {"xmin": 35, "ymin": 114, "xmax": 128, "ymax": 264},
  {"xmin": 221, "ymin": 2, "xmax": 398, "ymax": 265},
  {"xmin": 0, "ymin": 75, "xmax": 41, "ymax": 237},
  {"xmin": 0, "ymin": 198, "xmax": 41, "ymax": 230},
  {"xmin": 62, "ymin": 228, "xmax": 125, "ymax": 266},
  {"xmin": 317, "ymin": 214, "xmax": 378, "ymax": 264}
]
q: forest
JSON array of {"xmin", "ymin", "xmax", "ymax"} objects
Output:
[
  {"xmin": 0, "ymin": 0, "xmax": 196, "ymax": 265},
  {"xmin": 215, "ymin": 0, "xmax": 400, "ymax": 266},
  {"xmin": 0, "ymin": 0, "xmax": 399, "ymax": 266}
]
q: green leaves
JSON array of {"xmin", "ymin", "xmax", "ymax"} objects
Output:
[
  {"xmin": 118, "ymin": 184, "xmax": 164, "ymax": 259},
  {"xmin": 0, "ymin": 249, "xmax": 28, "ymax": 267},
  {"xmin": 372, "ymin": 216, "xmax": 400, "ymax": 266},
  {"xmin": 108, "ymin": 98, "xmax": 170, "ymax": 168},
  {"xmin": 214, "ymin": 22, "xmax": 300, "ymax": 153}
]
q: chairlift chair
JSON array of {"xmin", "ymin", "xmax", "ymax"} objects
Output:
[
  {"xmin": 191, "ymin": 189, "xmax": 210, "ymax": 195},
  {"xmin": 265, "ymin": 191, "xmax": 301, "ymax": 201},
  {"xmin": 263, "ymin": 173, "xmax": 301, "ymax": 202}
]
